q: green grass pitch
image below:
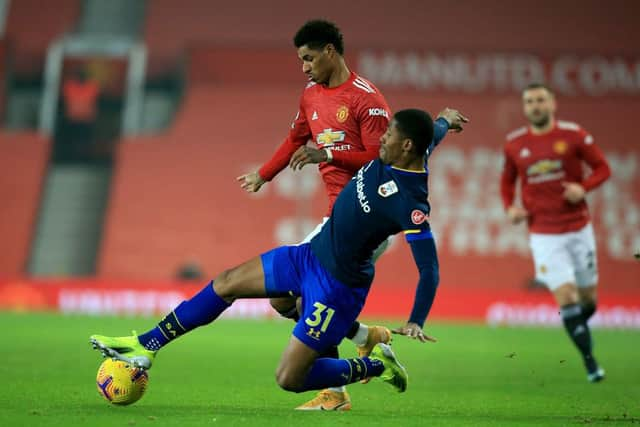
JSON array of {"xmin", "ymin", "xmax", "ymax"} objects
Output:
[{"xmin": 0, "ymin": 312, "xmax": 638, "ymax": 426}]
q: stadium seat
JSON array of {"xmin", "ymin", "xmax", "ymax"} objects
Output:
[{"xmin": 0, "ymin": 133, "xmax": 50, "ymax": 276}]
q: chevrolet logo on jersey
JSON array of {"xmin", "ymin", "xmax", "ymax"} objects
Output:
[
  {"xmin": 526, "ymin": 159, "xmax": 562, "ymax": 176},
  {"xmin": 317, "ymin": 128, "xmax": 346, "ymax": 147}
]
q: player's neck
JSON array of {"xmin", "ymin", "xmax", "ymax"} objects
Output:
[
  {"xmin": 325, "ymin": 60, "xmax": 351, "ymax": 88},
  {"xmin": 391, "ymin": 157, "xmax": 424, "ymax": 172},
  {"xmin": 530, "ymin": 118, "xmax": 555, "ymax": 135}
]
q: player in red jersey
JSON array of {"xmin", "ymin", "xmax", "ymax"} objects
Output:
[
  {"xmin": 238, "ymin": 20, "xmax": 466, "ymax": 409},
  {"xmin": 500, "ymin": 83, "xmax": 611, "ymax": 382}
]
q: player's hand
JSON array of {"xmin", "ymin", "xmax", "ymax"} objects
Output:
[
  {"xmin": 562, "ymin": 182, "xmax": 586, "ymax": 204},
  {"xmin": 507, "ymin": 205, "xmax": 529, "ymax": 224},
  {"xmin": 391, "ymin": 322, "xmax": 437, "ymax": 343},
  {"xmin": 437, "ymin": 108, "xmax": 469, "ymax": 133},
  {"xmin": 289, "ymin": 146, "xmax": 328, "ymax": 171},
  {"xmin": 236, "ymin": 171, "xmax": 266, "ymax": 193}
]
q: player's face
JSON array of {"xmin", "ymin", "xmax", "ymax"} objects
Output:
[
  {"xmin": 379, "ymin": 120, "xmax": 407, "ymax": 165},
  {"xmin": 297, "ymin": 45, "xmax": 333, "ymax": 85},
  {"xmin": 522, "ymin": 88, "xmax": 556, "ymax": 128}
]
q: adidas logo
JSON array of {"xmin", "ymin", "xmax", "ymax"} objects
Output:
[
  {"xmin": 520, "ymin": 148, "xmax": 531, "ymax": 158},
  {"xmin": 312, "ymin": 111, "xmax": 318, "ymax": 120}
]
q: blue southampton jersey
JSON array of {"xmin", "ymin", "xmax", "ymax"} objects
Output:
[{"xmin": 310, "ymin": 159, "xmax": 432, "ymax": 288}]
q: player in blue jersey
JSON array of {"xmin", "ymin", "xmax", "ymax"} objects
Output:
[{"xmin": 90, "ymin": 108, "xmax": 455, "ymax": 397}]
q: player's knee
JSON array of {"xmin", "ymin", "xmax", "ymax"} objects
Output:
[
  {"xmin": 275, "ymin": 368, "xmax": 305, "ymax": 392},
  {"xmin": 212, "ymin": 269, "xmax": 238, "ymax": 302},
  {"xmin": 553, "ymin": 283, "xmax": 579, "ymax": 306},
  {"xmin": 270, "ymin": 297, "xmax": 299, "ymax": 320},
  {"xmin": 581, "ymin": 300, "xmax": 597, "ymax": 320}
]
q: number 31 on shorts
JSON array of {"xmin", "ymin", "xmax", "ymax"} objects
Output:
[{"xmin": 305, "ymin": 302, "xmax": 336, "ymax": 332}]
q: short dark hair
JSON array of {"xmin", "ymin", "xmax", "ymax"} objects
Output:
[
  {"xmin": 393, "ymin": 109, "xmax": 434, "ymax": 157},
  {"xmin": 293, "ymin": 20, "xmax": 344, "ymax": 55},
  {"xmin": 522, "ymin": 82, "xmax": 554, "ymax": 95}
]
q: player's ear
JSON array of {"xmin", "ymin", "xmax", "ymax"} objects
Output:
[
  {"xmin": 325, "ymin": 44, "xmax": 335, "ymax": 58},
  {"xmin": 402, "ymin": 138, "xmax": 413, "ymax": 153}
]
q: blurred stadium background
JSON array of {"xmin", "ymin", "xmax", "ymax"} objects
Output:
[
  {"xmin": 0, "ymin": 0, "xmax": 639, "ymax": 325},
  {"xmin": 1, "ymin": 2, "xmax": 640, "ymax": 425}
]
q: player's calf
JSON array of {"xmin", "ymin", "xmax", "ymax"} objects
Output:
[{"xmin": 278, "ymin": 344, "xmax": 406, "ymax": 394}]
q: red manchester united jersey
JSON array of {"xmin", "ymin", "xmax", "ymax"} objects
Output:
[
  {"xmin": 259, "ymin": 72, "xmax": 390, "ymax": 214},
  {"xmin": 500, "ymin": 120, "xmax": 611, "ymax": 234}
]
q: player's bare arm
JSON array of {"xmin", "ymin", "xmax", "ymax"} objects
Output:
[
  {"xmin": 289, "ymin": 145, "xmax": 329, "ymax": 171},
  {"xmin": 507, "ymin": 205, "xmax": 529, "ymax": 224},
  {"xmin": 562, "ymin": 182, "xmax": 586, "ymax": 204},
  {"xmin": 437, "ymin": 108, "xmax": 469, "ymax": 133},
  {"xmin": 391, "ymin": 322, "xmax": 436, "ymax": 343},
  {"xmin": 237, "ymin": 171, "xmax": 267, "ymax": 193}
]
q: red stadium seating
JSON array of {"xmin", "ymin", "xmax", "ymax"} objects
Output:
[
  {"xmin": 143, "ymin": 0, "xmax": 640, "ymax": 77},
  {"xmin": 0, "ymin": 133, "xmax": 50, "ymax": 276},
  {"xmin": 97, "ymin": 82, "xmax": 304, "ymax": 280},
  {"xmin": 4, "ymin": 0, "xmax": 80, "ymax": 75}
]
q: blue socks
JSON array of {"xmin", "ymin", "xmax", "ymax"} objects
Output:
[
  {"xmin": 302, "ymin": 357, "xmax": 384, "ymax": 390},
  {"xmin": 138, "ymin": 280, "xmax": 230, "ymax": 351}
]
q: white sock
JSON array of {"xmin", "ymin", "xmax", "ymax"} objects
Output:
[
  {"xmin": 350, "ymin": 323, "xmax": 369, "ymax": 346},
  {"xmin": 329, "ymin": 386, "xmax": 346, "ymax": 393}
]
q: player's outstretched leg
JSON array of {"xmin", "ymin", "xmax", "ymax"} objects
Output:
[
  {"xmin": 89, "ymin": 279, "xmax": 231, "ymax": 369},
  {"xmin": 90, "ymin": 256, "xmax": 267, "ymax": 369}
]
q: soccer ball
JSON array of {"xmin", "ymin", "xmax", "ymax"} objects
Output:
[{"xmin": 96, "ymin": 359, "xmax": 149, "ymax": 405}]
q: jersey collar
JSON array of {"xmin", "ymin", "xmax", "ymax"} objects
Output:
[
  {"xmin": 385, "ymin": 165, "xmax": 427, "ymax": 176},
  {"xmin": 320, "ymin": 72, "xmax": 357, "ymax": 93}
]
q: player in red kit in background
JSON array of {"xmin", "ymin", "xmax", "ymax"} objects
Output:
[
  {"xmin": 501, "ymin": 83, "xmax": 611, "ymax": 383},
  {"xmin": 238, "ymin": 20, "xmax": 467, "ymax": 410}
]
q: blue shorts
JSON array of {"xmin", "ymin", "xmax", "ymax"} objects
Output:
[{"xmin": 261, "ymin": 243, "xmax": 369, "ymax": 353}]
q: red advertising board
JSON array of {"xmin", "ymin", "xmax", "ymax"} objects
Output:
[{"xmin": 1, "ymin": 279, "xmax": 639, "ymax": 329}]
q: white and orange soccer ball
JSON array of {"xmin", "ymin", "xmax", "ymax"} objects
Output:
[{"xmin": 96, "ymin": 359, "xmax": 149, "ymax": 405}]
